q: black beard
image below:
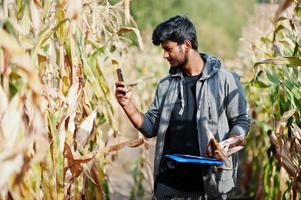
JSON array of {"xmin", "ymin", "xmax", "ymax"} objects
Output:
[{"xmin": 174, "ymin": 53, "xmax": 188, "ymax": 68}]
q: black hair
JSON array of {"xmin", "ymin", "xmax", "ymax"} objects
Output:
[{"xmin": 152, "ymin": 15, "xmax": 198, "ymax": 50}]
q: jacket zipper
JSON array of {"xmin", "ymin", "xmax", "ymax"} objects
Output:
[{"xmin": 209, "ymin": 105, "xmax": 212, "ymax": 120}]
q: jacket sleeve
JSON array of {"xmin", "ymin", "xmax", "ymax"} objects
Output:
[
  {"xmin": 137, "ymin": 85, "xmax": 161, "ymax": 138},
  {"xmin": 225, "ymin": 73, "xmax": 251, "ymax": 137}
]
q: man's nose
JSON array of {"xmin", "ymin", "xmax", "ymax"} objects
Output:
[{"xmin": 163, "ymin": 51, "xmax": 169, "ymax": 59}]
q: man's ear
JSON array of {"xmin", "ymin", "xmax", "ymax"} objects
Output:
[{"xmin": 182, "ymin": 40, "xmax": 192, "ymax": 53}]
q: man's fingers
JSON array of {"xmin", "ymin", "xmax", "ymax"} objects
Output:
[
  {"xmin": 116, "ymin": 87, "xmax": 131, "ymax": 95},
  {"xmin": 115, "ymin": 81, "xmax": 125, "ymax": 87},
  {"xmin": 229, "ymin": 140, "xmax": 244, "ymax": 148},
  {"xmin": 125, "ymin": 87, "xmax": 131, "ymax": 93},
  {"xmin": 116, "ymin": 87, "xmax": 127, "ymax": 93},
  {"xmin": 116, "ymin": 93, "xmax": 131, "ymax": 99},
  {"xmin": 116, "ymin": 94, "xmax": 127, "ymax": 98},
  {"xmin": 227, "ymin": 134, "xmax": 244, "ymax": 148}
]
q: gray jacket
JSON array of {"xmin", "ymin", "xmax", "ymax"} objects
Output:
[{"xmin": 138, "ymin": 53, "xmax": 251, "ymax": 198}]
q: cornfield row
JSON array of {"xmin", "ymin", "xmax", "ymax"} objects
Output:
[
  {"xmin": 245, "ymin": 1, "xmax": 301, "ymax": 199},
  {"xmin": 0, "ymin": 0, "xmax": 147, "ymax": 199}
]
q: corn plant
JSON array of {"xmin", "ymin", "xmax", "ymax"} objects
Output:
[
  {"xmin": 245, "ymin": 1, "xmax": 301, "ymax": 199},
  {"xmin": 0, "ymin": 0, "xmax": 147, "ymax": 199}
]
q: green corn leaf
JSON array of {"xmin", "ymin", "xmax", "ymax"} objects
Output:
[
  {"xmin": 270, "ymin": 85, "xmax": 280, "ymax": 105},
  {"xmin": 292, "ymin": 86, "xmax": 301, "ymax": 99},
  {"xmin": 265, "ymin": 69, "xmax": 280, "ymax": 85},
  {"xmin": 3, "ymin": 20, "xmax": 18, "ymax": 40},
  {"xmin": 279, "ymin": 93, "xmax": 290, "ymax": 114},
  {"xmin": 284, "ymin": 56, "xmax": 301, "ymax": 66},
  {"xmin": 89, "ymin": 46, "xmax": 106, "ymax": 62},
  {"xmin": 83, "ymin": 60, "xmax": 103, "ymax": 98},
  {"xmin": 252, "ymin": 79, "xmax": 270, "ymax": 88},
  {"xmin": 254, "ymin": 56, "xmax": 301, "ymax": 68},
  {"xmin": 294, "ymin": 5, "xmax": 301, "ymax": 18},
  {"xmin": 32, "ymin": 19, "xmax": 69, "ymax": 63},
  {"xmin": 273, "ymin": 24, "xmax": 284, "ymax": 42},
  {"xmin": 283, "ymin": 79, "xmax": 294, "ymax": 90},
  {"xmin": 261, "ymin": 36, "xmax": 272, "ymax": 44},
  {"xmin": 254, "ymin": 57, "xmax": 288, "ymax": 67},
  {"xmin": 292, "ymin": 42, "xmax": 299, "ymax": 56}
]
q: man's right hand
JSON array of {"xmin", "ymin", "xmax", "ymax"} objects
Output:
[
  {"xmin": 115, "ymin": 81, "xmax": 144, "ymax": 128},
  {"xmin": 115, "ymin": 81, "xmax": 132, "ymax": 107}
]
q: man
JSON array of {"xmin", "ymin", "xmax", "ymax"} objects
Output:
[{"xmin": 115, "ymin": 16, "xmax": 251, "ymax": 200}]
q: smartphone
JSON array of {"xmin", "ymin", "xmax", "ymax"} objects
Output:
[
  {"xmin": 116, "ymin": 68, "xmax": 124, "ymax": 82},
  {"xmin": 116, "ymin": 68, "xmax": 126, "ymax": 95}
]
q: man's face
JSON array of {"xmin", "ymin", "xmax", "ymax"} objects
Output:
[{"xmin": 161, "ymin": 40, "xmax": 187, "ymax": 67}]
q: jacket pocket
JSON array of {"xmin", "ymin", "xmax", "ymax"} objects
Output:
[{"xmin": 203, "ymin": 165, "xmax": 235, "ymax": 198}]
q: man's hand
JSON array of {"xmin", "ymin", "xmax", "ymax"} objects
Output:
[
  {"xmin": 115, "ymin": 81, "xmax": 144, "ymax": 128},
  {"xmin": 227, "ymin": 133, "xmax": 244, "ymax": 148},
  {"xmin": 206, "ymin": 138, "xmax": 227, "ymax": 161},
  {"xmin": 115, "ymin": 81, "xmax": 132, "ymax": 107},
  {"xmin": 206, "ymin": 134, "xmax": 245, "ymax": 161}
]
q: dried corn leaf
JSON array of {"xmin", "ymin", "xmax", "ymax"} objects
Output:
[
  {"xmin": 29, "ymin": 0, "xmax": 41, "ymax": 34},
  {"xmin": 0, "ymin": 95, "xmax": 22, "ymax": 148},
  {"xmin": 123, "ymin": 0, "xmax": 130, "ymax": 24},
  {"xmin": 64, "ymin": 143, "xmax": 96, "ymax": 178},
  {"xmin": 75, "ymin": 111, "xmax": 96, "ymax": 147},
  {"xmin": 83, "ymin": 60, "xmax": 103, "ymax": 98},
  {"xmin": 66, "ymin": 0, "xmax": 82, "ymax": 20},
  {"xmin": 102, "ymin": 138, "xmax": 144, "ymax": 154},
  {"xmin": 118, "ymin": 27, "xmax": 143, "ymax": 50},
  {"xmin": 291, "ymin": 124, "xmax": 301, "ymax": 140},
  {"xmin": 12, "ymin": 54, "xmax": 33, "ymax": 74},
  {"xmin": 69, "ymin": 162, "xmax": 84, "ymax": 178},
  {"xmin": 83, "ymin": 162, "xmax": 102, "ymax": 189},
  {"xmin": 127, "ymin": 74, "xmax": 154, "ymax": 87},
  {"xmin": 31, "ymin": 19, "xmax": 69, "ymax": 62},
  {"xmin": 0, "ymin": 86, "xmax": 8, "ymax": 115},
  {"xmin": 67, "ymin": 84, "xmax": 79, "ymax": 110},
  {"xmin": 30, "ymin": 136, "xmax": 49, "ymax": 163},
  {"xmin": 276, "ymin": 109, "xmax": 296, "ymax": 134},
  {"xmin": 0, "ymin": 30, "xmax": 33, "ymax": 73},
  {"xmin": 67, "ymin": 111, "xmax": 76, "ymax": 135},
  {"xmin": 0, "ymin": 154, "xmax": 23, "ymax": 189},
  {"xmin": 58, "ymin": 121, "xmax": 67, "ymax": 153},
  {"xmin": 0, "ymin": 29, "xmax": 24, "ymax": 54}
]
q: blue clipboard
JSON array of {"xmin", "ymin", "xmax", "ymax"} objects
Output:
[{"xmin": 163, "ymin": 154, "xmax": 224, "ymax": 166}]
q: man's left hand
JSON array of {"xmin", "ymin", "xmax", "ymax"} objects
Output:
[{"xmin": 227, "ymin": 133, "xmax": 245, "ymax": 148}]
